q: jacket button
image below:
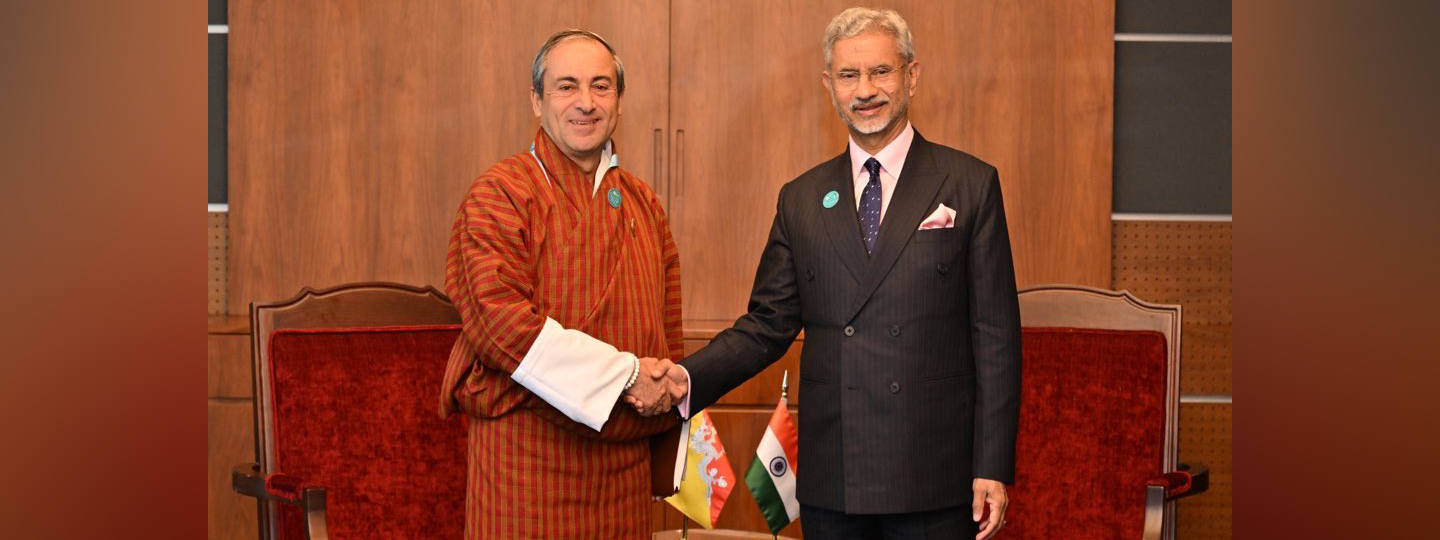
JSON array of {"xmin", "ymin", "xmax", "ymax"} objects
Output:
[
  {"xmin": 936, "ymin": 263, "xmax": 949, "ymax": 274},
  {"xmin": 889, "ymin": 325, "xmax": 901, "ymax": 337},
  {"xmin": 806, "ymin": 269, "xmax": 815, "ymax": 281},
  {"xmin": 844, "ymin": 325, "xmax": 855, "ymax": 336},
  {"xmin": 889, "ymin": 382, "xmax": 901, "ymax": 393}
]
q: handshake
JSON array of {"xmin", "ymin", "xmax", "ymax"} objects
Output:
[{"xmin": 622, "ymin": 357, "xmax": 690, "ymax": 417}]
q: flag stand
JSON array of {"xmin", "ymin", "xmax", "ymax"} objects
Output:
[
  {"xmin": 680, "ymin": 519, "xmax": 688, "ymax": 540},
  {"xmin": 777, "ymin": 370, "xmax": 788, "ymax": 540}
]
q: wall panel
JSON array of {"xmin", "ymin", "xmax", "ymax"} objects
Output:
[
  {"xmin": 669, "ymin": 0, "xmax": 1115, "ymax": 320},
  {"xmin": 208, "ymin": 211, "xmax": 227, "ymax": 314},
  {"xmin": 1178, "ymin": 403, "xmax": 1232, "ymax": 540},
  {"xmin": 1112, "ymin": 220, "xmax": 1232, "ymax": 394},
  {"xmin": 207, "ymin": 334, "xmax": 251, "ymax": 399},
  {"xmin": 229, "ymin": 0, "xmax": 670, "ymax": 312},
  {"xmin": 209, "ymin": 400, "xmax": 258, "ymax": 540}
]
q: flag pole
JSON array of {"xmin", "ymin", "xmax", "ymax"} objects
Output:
[
  {"xmin": 781, "ymin": 370, "xmax": 789, "ymax": 402},
  {"xmin": 680, "ymin": 518, "xmax": 688, "ymax": 540}
]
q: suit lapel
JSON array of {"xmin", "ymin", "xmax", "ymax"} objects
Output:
[
  {"xmin": 817, "ymin": 153, "xmax": 867, "ymax": 283},
  {"xmin": 845, "ymin": 133, "xmax": 947, "ymax": 321}
]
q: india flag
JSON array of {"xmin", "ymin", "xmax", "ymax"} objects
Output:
[
  {"xmin": 745, "ymin": 397, "xmax": 799, "ymax": 534},
  {"xmin": 665, "ymin": 410, "xmax": 736, "ymax": 528}
]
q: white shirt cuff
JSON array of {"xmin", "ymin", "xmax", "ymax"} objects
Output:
[
  {"xmin": 510, "ymin": 317, "xmax": 634, "ymax": 431},
  {"xmin": 675, "ymin": 365, "xmax": 693, "ymax": 419}
]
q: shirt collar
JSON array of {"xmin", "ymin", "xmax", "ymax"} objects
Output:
[{"xmin": 848, "ymin": 121, "xmax": 915, "ymax": 181}]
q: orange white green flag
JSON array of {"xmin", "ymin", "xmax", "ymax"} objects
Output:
[
  {"xmin": 745, "ymin": 373, "xmax": 800, "ymax": 534},
  {"xmin": 664, "ymin": 409, "xmax": 736, "ymax": 528}
]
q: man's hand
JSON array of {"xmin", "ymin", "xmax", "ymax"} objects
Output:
[
  {"xmin": 622, "ymin": 357, "xmax": 679, "ymax": 416},
  {"xmin": 659, "ymin": 361, "xmax": 689, "ymax": 403},
  {"xmin": 972, "ymin": 478, "xmax": 1009, "ymax": 540}
]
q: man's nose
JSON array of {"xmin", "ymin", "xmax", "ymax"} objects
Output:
[
  {"xmin": 855, "ymin": 75, "xmax": 879, "ymax": 99},
  {"xmin": 575, "ymin": 87, "xmax": 596, "ymax": 112}
]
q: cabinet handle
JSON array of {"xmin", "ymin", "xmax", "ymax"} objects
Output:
[
  {"xmin": 652, "ymin": 128, "xmax": 665, "ymax": 197},
  {"xmin": 673, "ymin": 129, "xmax": 685, "ymax": 198}
]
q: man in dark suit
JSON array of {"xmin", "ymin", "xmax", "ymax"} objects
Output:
[{"xmin": 633, "ymin": 7, "xmax": 1022, "ymax": 540}]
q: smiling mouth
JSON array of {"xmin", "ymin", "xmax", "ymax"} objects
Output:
[{"xmin": 569, "ymin": 118, "xmax": 600, "ymax": 126}]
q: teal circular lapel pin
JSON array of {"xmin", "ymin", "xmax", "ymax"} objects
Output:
[
  {"xmin": 608, "ymin": 188, "xmax": 622, "ymax": 208},
  {"xmin": 822, "ymin": 190, "xmax": 839, "ymax": 209}
]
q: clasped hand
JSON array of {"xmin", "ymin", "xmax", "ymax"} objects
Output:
[{"xmin": 622, "ymin": 357, "xmax": 689, "ymax": 417}]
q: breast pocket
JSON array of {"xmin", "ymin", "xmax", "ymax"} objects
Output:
[{"xmin": 912, "ymin": 227, "xmax": 960, "ymax": 244}]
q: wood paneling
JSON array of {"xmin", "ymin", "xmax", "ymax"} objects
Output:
[
  {"xmin": 208, "ymin": 334, "xmax": 252, "ymax": 399},
  {"xmin": 209, "ymin": 400, "xmax": 258, "ymax": 540},
  {"xmin": 208, "ymin": 211, "xmax": 226, "ymax": 314},
  {"xmin": 1177, "ymin": 403, "xmax": 1231, "ymax": 540},
  {"xmin": 668, "ymin": 0, "xmax": 1114, "ymax": 320},
  {"xmin": 229, "ymin": 0, "xmax": 670, "ymax": 312},
  {"xmin": 1112, "ymin": 221, "xmax": 1232, "ymax": 394},
  {"xmin": 208, "ymin": 314, "xmax": 249, "ymax": 335}
]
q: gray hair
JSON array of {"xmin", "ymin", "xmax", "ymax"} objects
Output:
[
  {"xmin": 823, "ymin": 7, "xmax": 915, "ymax": 68},
  {"xmin": 531, "ymin": 29, "xmax": 626, "ymax": 96}
]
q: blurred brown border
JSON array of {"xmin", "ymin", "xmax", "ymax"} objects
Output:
[
  {"xmin": 1237, "ymin": 1, "xmax": 1440, "ymax": 538},
  {"xmin": 0, "ymin": 1, "xmax": 206, "ymax": 538}
]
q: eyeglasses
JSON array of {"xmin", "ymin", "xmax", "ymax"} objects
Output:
[{"xmin": 829, "ymin": 64, "xmax": 908, "ymax": 90}]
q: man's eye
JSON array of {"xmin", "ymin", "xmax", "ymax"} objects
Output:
[{"xmin": 839, "ymin": 73, "xmax": 859, "ymax": 80}]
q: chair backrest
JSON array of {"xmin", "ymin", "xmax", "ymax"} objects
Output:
[
  {"xmin": 1007, "ymin": 285, "xmax": 1182, "ymax": 540},
  {"xmin": 250, "ymin": 282, "xmax": 467, "ymax": 540}
]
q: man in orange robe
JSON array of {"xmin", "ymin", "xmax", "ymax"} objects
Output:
[{"xmin": 438, "ymin": 30, "xmax": 685, "ymax": 539}]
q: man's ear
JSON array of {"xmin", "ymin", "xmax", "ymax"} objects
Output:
[
  {"xmin": 529, "ymin": 89, "xmax": 542, "ymax": 118},
  {"xmin": 906, "ymin": 61, "xmax": 921, "ymax": 97}
]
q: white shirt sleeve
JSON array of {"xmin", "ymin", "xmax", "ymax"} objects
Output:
[{"xmin": 510, "ymin": 317, "xmax": 635, "ymax": 431}]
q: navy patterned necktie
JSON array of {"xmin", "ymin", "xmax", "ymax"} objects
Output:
[{"xmin": 859, "ymin": 157, "xmax": 883, "ymax": 254}]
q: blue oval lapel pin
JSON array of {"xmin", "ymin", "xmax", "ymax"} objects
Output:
[
  {"xmin": 608, "ymin": 188, "xmax": 622, "ymax": 208},
  {"xmin": 822, "ymin": 190, "xmax": 839, "ymax": 209}
]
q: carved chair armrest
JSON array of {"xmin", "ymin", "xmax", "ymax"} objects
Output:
[
  {"xmin": 1148, "ymin": 462, "xmax": 1210, "ymax": 501},
  {"xmin": 232, "ymin": 463, "xmax": 331, "ymax": 540},
  {"xmin": 1141, "ymin": 462, "xmax": 1211, "ymax": 540}
]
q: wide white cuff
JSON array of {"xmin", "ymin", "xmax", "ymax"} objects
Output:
[{"xmin": 511, "ymin": 318, "xmax": 634, "ymax": 431}]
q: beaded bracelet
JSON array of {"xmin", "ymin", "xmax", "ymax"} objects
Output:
[{"xmin": 622, "ymin": 355, "xmax": 640, "ymax": 390}]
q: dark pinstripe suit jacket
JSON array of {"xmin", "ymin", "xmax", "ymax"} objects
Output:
[{"xmin": 682, "ymin": 132, "xmax": 1022, "ymax": 514}]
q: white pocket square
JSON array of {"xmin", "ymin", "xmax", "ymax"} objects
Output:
[{"xmin": 918, "ymin": 203, "xmax": 957, "ymax": 230}]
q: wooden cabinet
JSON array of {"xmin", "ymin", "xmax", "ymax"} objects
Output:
[
  {"xmin": 230, "ymin": 0, "xmax": 1112, "ymax": 324},
  {"xmin": 229, "ymin": 0, "xmax": 671, "ymax": 314}
]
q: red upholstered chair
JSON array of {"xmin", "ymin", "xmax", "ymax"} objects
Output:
[
  {"xmin": 1008, "ymin": 285, "xmax": 1209, "ymax": 540},
  {"xmin": 231, "ymin": 283, "xmax": 468, "ymax": 540}
]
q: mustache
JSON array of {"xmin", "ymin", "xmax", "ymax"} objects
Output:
[{"xmin": 849, "ymin": 98, "xmax": 889, "ymax": 111}]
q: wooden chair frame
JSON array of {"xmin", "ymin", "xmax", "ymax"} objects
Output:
[{"xmin": 231, "ymin": 282, "xmax": 460, "ymax": 540}]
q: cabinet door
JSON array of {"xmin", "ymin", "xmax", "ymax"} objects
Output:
[
  {"xmin": 229, "ymin": 0, "xmax": 670, "ymax": 313},
  {"xmin": 668, "ymin": 0, "xmax": 1113, "ymax": 321}
]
